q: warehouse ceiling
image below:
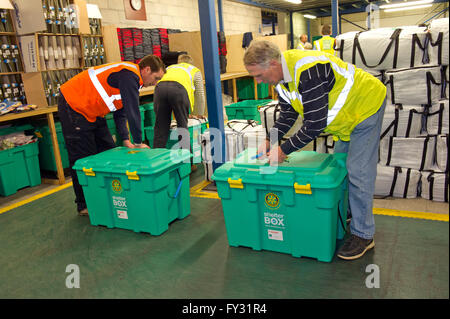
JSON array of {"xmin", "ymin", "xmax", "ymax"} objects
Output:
[
  {"xmin": 238, "ymin": 0, "xmax": 449, "ymax": 17},
  {"xmin": 244, "ymin": 0, "xmax": 374, "ymax": 16}
]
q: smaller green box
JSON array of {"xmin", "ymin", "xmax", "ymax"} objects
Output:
[
  {"xmin": 225, "ymin": 99, "xmax": 272, "ymax": 123},
  {"xmin": 106, "ymin": 106, "xmax": 145, "ymax": 146},
  {"xmin": 34, "ymin": 122, "xmax": 70, "ymax": 172},
  {"xmin": 0, "ymin": 141, "xmax": 41, "ymax": 196},
  {"xmin": 141, "ymin": 102, "xmax": 156, "ymax": 128},
  {"xmin": 73, "ymin": 147, "xmax": 192, "ymax": 235},
  {"xmin": 236, "ymin": 78, "xmax": 269, "ymax": 100}
]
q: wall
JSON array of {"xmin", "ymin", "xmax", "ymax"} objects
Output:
[{"xmin": 86, "ymin": 0, "xmax": 263, "ymax": 35}]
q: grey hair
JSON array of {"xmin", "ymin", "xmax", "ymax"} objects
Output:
[
  {"xmin": 243, "ymin": 40, "xmax": 281, "ymax": 67},
  {"xmin": 178, "ymin": 54, "xmax": 194, "ymax": 64}
]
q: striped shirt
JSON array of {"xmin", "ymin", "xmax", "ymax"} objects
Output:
[{"xmin": 270, "ymin": 62, "xmax": 336, "ymax": 155}]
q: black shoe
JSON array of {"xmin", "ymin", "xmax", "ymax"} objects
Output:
[{"xmin": 337, "ymin": 234, "xmax": 374, "ymax": 260}]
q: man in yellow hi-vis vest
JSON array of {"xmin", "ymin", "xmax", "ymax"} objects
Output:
[
  {"xmin": 153, "ymin": 54, "xmax": 206, "ymax": 161},
  {"xmin": 313, "ymin": 24, "xmax": 335, "ymax": 55},
  {"xmin": 244, "ymin": 40, "xmax": 386, "ymax": 261}
]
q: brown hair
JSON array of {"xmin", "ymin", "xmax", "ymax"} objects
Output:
[
  {"xmin": 321, "ymin": 24, "xmax": 332, "ymax": 35},
  {"xmin": 138, "ymin": 55, "xmax": 166, "ymax": 73}
]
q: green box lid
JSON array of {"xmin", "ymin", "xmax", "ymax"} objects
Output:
[
  {"xmin": 212, "ymin": 148, "xmax": 347, "ymax": 189},
  {"xmin": 73, "ymin": 147, "xmax": 191, "ymax": 175}
]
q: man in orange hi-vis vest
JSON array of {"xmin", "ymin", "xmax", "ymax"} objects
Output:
[{"xmin": 58, "ymin": 55, "xmax": 166, "ymax": 216}]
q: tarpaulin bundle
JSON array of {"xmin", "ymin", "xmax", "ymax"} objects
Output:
[
  {"xmin": 159, "ymin": 28, "xmax": 169, "ymax": 54},
  {"xmin": 152, "ymin": 45, "xmax": 162, "ymax": 58},
  {"xmin": 142, "ymin": 29, "xmax": 153, "ymax": 56},
  {"xmin": 117, "ymin": 28, "xmax": 124, "ymax": 61},
  {"xmin": 132, "ymin": 28, "xmax": 144, "ymax": 64},
  {"xmin": 120, "ymin": 28, "xmax": 135, "ymax": 62},
  {"xmin": 218, "ymin": 31, "xmax": 227, "ymax": 73}
]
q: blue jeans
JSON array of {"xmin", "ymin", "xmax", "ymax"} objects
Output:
[{"xmin": 334, "ymin": 98, "xmax": 386, "ymax": 239}]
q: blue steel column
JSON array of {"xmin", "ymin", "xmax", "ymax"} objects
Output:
[
  {"xmin": 217, "ymin": 0, "xmax": 228, "ymax": 94},
  {"xmin": 331, "ymin": 0, "xmax": 339, "ymax": 36},
  {"xmin": 307, "ymin": 18, "xmax": 310, "ymax": 42},
  {"xmin": 289, "ymin": 11, "xmax": 294, "ymax": 49},
  {"xmin": 198, "ymin": 0, "xmax": 225, "ymax": 171}
]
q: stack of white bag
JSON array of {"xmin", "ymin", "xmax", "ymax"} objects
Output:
[
  {"xmin": 336, "ymin": 20, "xmax": 449, "ymax": 201},
  {"xmin": 258, "ymin": 100, "xmax": 303, "ymax": 140}
]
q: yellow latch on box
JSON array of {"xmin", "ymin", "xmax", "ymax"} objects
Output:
[
  {"xmin": 228, "ymin": 178, "xmax": 243, "ymax": 189},
  {"xmin": 83, "ymin": 167, "xmax": 95, "ymax": 177},
  {"xmin": 126, "ymin": 170, "xmax": 140, "ymax": 181},
  {"xmin": 294, "ymin": 182, "xmax": 312, "ymax": 194}
]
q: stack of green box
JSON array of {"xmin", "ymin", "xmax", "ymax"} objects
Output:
[
  {"xmin": 225, "ymin": 99, "xmax": 272, "ymax": 124},
  {"xmin": 34, "ymin": 122, "xmax": 70, "ymax": 172},
  {"xmin": 106, "ymin": 105, "xmax": 146, "ymax": 146},
  {"xmin": 0, "ymin": 125, "xmax": 41, "ymax": 196},
  {"xmin": 236, "ymin": 77, "xmax": 269, "ymax": 100},
  {"xmin": 142, "ymin": 102, "xmax": 156, "ymax": 147}
]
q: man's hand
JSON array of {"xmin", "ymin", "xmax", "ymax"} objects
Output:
[
  {"xmin": 122, "ymin": 139, "xmax": 134, "ymax": 148},
  {"xmin": 134, "ymin": 143, "xmax": 150, "ymax": 149},
  {"xmin": 256, "ymin": 140, "xmax": 271, "ymax": 159},
  {"xmin": 267, "ymin": 146, "xmax": 287, "ymax": 165}
]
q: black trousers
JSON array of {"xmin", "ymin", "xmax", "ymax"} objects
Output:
[
  {"xmin": 58, "ymin": 94, "xmax": 116, "ymax": 212},
  {"xmin": 153, "ymin": 81, "xmax": 190, "ymax": 151}
]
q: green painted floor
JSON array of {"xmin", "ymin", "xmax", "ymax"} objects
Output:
[{"xmin": 0, "ymin": 168, "xmax": 448, "ymax": 299}]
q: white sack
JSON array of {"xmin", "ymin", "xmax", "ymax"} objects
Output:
[
  {"xmin": 379, "ymin": 136, "xmax": 436, "ymax": 171},
  {"xmin": 426, "ymin": 100, "xmax": 449, "ymax": 135},
  {"xmin": 375, "ymin": 165, "xmax": 421, "ymax": 198},
  {"xmin": 420, "ymin": 171, "xmax": 449, "ymax": 202},
  {"xmin": 335, "ymin": 26, "xmax": 430, "ymax": 71},
  {"xmin": 259, "ymin": 101, "xmax": 303, "ymax": 139},
  {"xmin": 385, "ymin": 66, "xmax": 443, "ymax": 105},
  {"xmin": 380, "ymin": 104, "xmax": 424, "ymax": 138},
  {"xmin": 436, "ymin": 134, "xmax": 449, "ymax": 172},
  {"xmin": 429, "ymin": 17, "xmax": 449, "ymax": 66}
]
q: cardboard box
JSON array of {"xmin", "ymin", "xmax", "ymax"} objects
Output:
[
  {"xmin": 18, "ymin": 35, "xmax": 39, "ymax": 73},
  {"xmin": 10, "ymin": 0, "xmax": 46, "ymax": 35}
]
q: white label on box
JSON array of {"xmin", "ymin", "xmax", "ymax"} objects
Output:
[
  {"xmin": 117, "ymin": 210, "xmax": 128, "ymax": 219},
  {"xmin": 268, "ymin": 229, "xmax": 283, "ymax": 241}
]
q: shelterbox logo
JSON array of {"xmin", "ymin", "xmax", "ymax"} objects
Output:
[
  {"xmin": 111, "ymin": 180, "xmax": 122, "ymax": 194},
  {"xmin": 264, "ymin": 192, "xmax": 280, "ymax": 210}
]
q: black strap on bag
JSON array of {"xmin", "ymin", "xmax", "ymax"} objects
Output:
[
  {"xmin": 411, "ymin": 33, "xmax": 429, "ymax": 68},
  {"xmin": 352, "ymin": 29, "xmax": 402, "ymax": 69},
  {"xmin": 426, "ymin": 103, "xmax": 444, "ymax": 134},
  {"xmin": 386, "ymin": 136, "xmax": 394, "ymax": 166},
  {"xmin": 426, "ymin": 71, "xmax": 442, "ymax": 105},
  {"xmin": 380, "ymin": 106, "xmax": 400, "ymax": 139},
  {"xmin": 429, "ymin": 31, "xmax": 443, "ymax": 65},
  {"xmin": 419, "ymin": 136, "xmax": 430, "ymax": 171},
  {"xmin": 388, "ymin": 75, "xmax": 396, "ymax": 104},
  {"xmin": 427, "ymin": 172, "xmax": 435, "ymax": 201},
  {"xmin": 338, "ymin": 39, "xmax": 345, "ymax": 60},
  {"xmin": 388, "ymin": 167, "xmax": 401, "ymax": 198},
  {"xmin": 441, "ymin": 65, "xmax": 448, "ymax": 100},
  {"xmin": 403, "ymin": 168, "xmax": 411, "ymax": 198},
  {"xmin": 445, "ymin": 172, "xmax": 449, "ymax": 203}
]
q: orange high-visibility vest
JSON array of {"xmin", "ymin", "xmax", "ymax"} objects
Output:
[{"xmin": 60, "ymin": 62, "xmax": 143, "ymax": 122}]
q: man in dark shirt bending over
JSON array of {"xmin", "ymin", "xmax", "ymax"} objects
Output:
[{"xmin": 58, "ymin": 55, "xmax": 166, "ymax": 216}]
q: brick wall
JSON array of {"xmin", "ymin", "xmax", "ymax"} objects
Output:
[{"xmin": 87, "ymin": 0, "xmax": 263, "ymax": 35}]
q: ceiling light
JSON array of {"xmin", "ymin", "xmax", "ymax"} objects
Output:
[
  {"xmin": 384, "ymin": 3, "xmax": 433, "ymax": 12},
  {"xmin": 285, "ymin": 0, "xmax": 302, "ymax": 4},
  {"xmin": 380, "ymin": 0, "xmax": 433, "ymax": 9},
  {"xmin": 303, "ymin": 14, "xmax": 317, "ymax": 19}
]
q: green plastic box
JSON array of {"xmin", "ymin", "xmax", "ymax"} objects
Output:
[
  {"xmin": 225, "ymin": 100, "xmax": 272, "ymax": 124},
  {"xmin": 73, "ymin": 147, "xmax": 192, "ymax": 235},
  {"xmin": 34, "ymin": 122, "xmax": 70, "ymax": 172},
  {"xmin": 212, "ymin": 149, "xmax": 348, "ymax": 262},
  {"xmin": 106, "ymin": 106, "xmax": 145, "ymax": 146},
  {"xmin": 236, "ymin": 77, "xmax": 269, "ymax": 100},
  {"xmin": 147, "ymin": 119, "xmax": 207, "ymax": 164},
  {"xmin": 141, "ymin": 103, "xmax": 156, "ymax": 128},
  {"xmin": 0, "ymin": 141, "xmax": 41, "ymax": 196}
]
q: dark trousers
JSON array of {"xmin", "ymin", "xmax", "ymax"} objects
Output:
[
  {"xmin": 153, "ymin": 81, "xmax": 190, "ymax": 151},
  {"xmin": 58, "ymin": 94, "xmax": 116, "ymax": 212}
]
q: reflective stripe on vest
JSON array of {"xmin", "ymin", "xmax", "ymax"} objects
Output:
[
  {"xmin": 88, "ymin": 62, "xmax": 139, "ymax": 112},
  {"xmin": 279, "ymin": 55, "xmax": 355, "ymax": 125}
]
